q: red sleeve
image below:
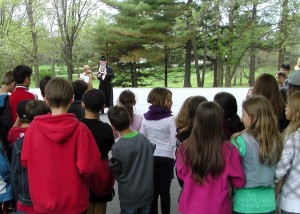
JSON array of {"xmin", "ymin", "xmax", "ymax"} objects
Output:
[
  {"xmin": 76, "ymin": 130, "xmax": 101, "ymax": 177},
  {"xmin": 77, "ymin": 128, "xmax": 115, "ymax": 196},
  {"xmin": 87, "ymin": 158, "xmax": 115, "ymax": 196}
]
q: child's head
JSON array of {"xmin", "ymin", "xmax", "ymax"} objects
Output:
[
  {"xmin": 17, "ymin": 100, "xmax": 31, "ymax": 124},
  {"xmin": 183, "ymin": 101, "xmax": 224, "ymax": 184},
  {"xmin": 214, "ymin": 92, "xmax": 243, "ymax": 138},
  {"xmin": 40, "ymin": 75, "xmax": 52, "ymax": 99},
  {"xmin": 83, "ymin": 65, "xmax": 90, "ymax": 73},
  {"xmin": 13, "ymin": 65, "xmax": 32, "ymax": 86},
  {"xmin": 176, "ymin": 96, "xmax": 207, "ymax": 134},
  {"xmin": 82, "ymin": 89, "xmax": 105, "ymax": 113},
  {"xmin": 193, "ymin": 101, "xmax": 224, "ymax": 140},
  {"xmin": 246, "ymin": 87, "xmax": 253, "ymax": 99},
  {"xmin": 72, "ymin": 80, "xmax": 88, "ymax": 100},
  {"xmin": 280, "ymin": 63, "xmax": 291, "ymax": 74},
  {"xmin": 25, "ymin": 100, "xmax": 51, "ymax": 122},
  {"xmin": 287, "ymin": 71, "xmax": 300, "ymax": 95},
  {"xmin": 242, "ymin": 95, "xmax": 277, "ymax": 131},
  {"xmin": 252, "ymin": 73, "xmax": 285, "ymax": 118},
  {"xmin": 1, "ymin": 71, "xmax": 15, "ymax": 92},
  {"xmin": 118, "ymin": 90, "xmax": 136, "ymax": 118},
  {"xmin": 44, "ymin": 77, "xmax": 74, "ymax": 109},
  {"xmin": 241, "ymin": 95, "xmax": 282, "ymax": 165},
  {"xmin": 284, "ymin": 91, "xmax": 300, "ymax": 136},
  {"xmin": 147, "ymin": 87, "xmax": 172, "ymax": 110},
  {"xmin": 214, "ymin": 92, "xmax": 237, "ymax": 120},
  {"xmin": 108, "ymin": 106, "xmax": 130, "ymax": 132}
]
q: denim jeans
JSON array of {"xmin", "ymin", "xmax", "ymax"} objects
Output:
[
  {"xmin": 150, "ymin": 156, "xmax": 175, "ymax": 214},
  {"xmin": 121, "ymin": 204, "xmax": 151, "ymax": 214}
]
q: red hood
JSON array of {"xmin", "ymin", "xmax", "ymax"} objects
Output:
[{"xmin": 33, "ymin": 113, "xmax": 79, "ymax": 144}]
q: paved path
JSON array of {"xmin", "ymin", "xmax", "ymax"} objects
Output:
[
  {"xmin": 97, "ymin": 87, "xmax": 249, "ymax": 213},
  {"xmin": 29, "ymin": 87, "xmax": 249, "ymax": 213}
]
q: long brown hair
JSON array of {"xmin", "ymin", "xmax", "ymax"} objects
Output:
[
  {"xmin": 284, "ymin": 91, "xmax": 300, "ymax": 137},
  {"xmin": 180, "ymin": 101, "xmax": 225, "ymax": 184},
  {"xmin": 233, "ymin": 95, "xmax": 283, "ymax": 165},
  {"xmin": 252, "ymin": 73, "xmax": 285, "ymax": 120},
  {"xmin": 176, "ymin": 96, "xmax": 207, "ymax": 134}
]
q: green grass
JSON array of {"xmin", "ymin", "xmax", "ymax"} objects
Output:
[{"xmin": 30, "ymin": 64, "xmax": 277, "ymax": 88}]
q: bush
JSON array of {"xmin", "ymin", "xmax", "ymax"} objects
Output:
[{"xmin": 32, "ymin": 69, "xmax": 53, "ymax": 82}]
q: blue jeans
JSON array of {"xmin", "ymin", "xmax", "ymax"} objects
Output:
[{"xmin": 121, "ymin": 204, "xmax": 151, "ymax": 214}]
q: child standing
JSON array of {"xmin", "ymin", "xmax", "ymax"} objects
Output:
[
  {"xmin": 9, "ymin": 65, "xmax": 37, "ymax": 123},
  {"xmin": 175, "ymin": 96, "xmax": 207, "ymax": 188},
  {"xmin": 118, "ymin": 89, "xmax": 143, "ymax": 132},
  {"xmin": 175, "ymin": 96, "xmax": 207, "ymax": 148},
  {"xmin": 214, "ymin": 92, "xmax": 244, "ymax": 141},
  {"xmin": 108, "ymin": 106, "xmax": 155, "ymax": 214},
  {"xmin": 231, "ymin": 95, "xmax": 283, "ymax": 213},
  {"xmin": 80, "ymin": 89, "xmax": 115, "ymax": 214},
  {"xmin": 0, "ymin": 71, "xmax": 15, "ymax": 160},
  {"xmin": 140, "ymin": 87, "xmax": 176, "ymax": 214},
  {"xmin": 0, "ymin": 139, "xmax": 13, "ymax": 214},
  {"xmin": 11, "ymin": 100, "xmax": 50, "ymax": 214},
  {"xmin": 275, "ymin": 91, "xmax": 300, "ymax": 213},
  {"xmin": 21, "ymin": 77, "xmax": 103, "ymax": 213},
  {"xmin": 176, "ymin": 101, "xmax": 245, "ymax": 213},
  {"xmin": 8, "ymin": 100, "xmax": 31, "ymax": 144},
  {"xmin": 68, "ymin": 80, "xmax": 88, "ymax": 119}
]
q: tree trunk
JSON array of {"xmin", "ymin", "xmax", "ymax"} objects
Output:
[
  {"xmin": 216, "ymin": 55, "xmax": 223, "ymax": 87},
  {"xmin": 184, "ymin": 39, "xmax": 192, "ymax": 87},
  {"xmin": 51, "ymin": 58, "xmax": 55, "ymax": 77},
  {"xmin": 164, "ymin": 46, "xmax": 168, "ymax": 87},
  {"xmin": 225, "ymin": 59, "xmax": 231, "ymax": 87},
  {"xmin": 192, "ymin": 37, "xmax": 201, "ymax": 87},
  {"xmin": 278, "ymin": 0, "xmax": 288, "ymax": 68},
  {"xmin": 25, "ymin": 0, "xmax": 39, "ymax": 87},
  {"xmin": 249, "ymin": 1, "xmax": 257, "ymax": 87},
  {"xmin": 132, "ymin": 61, "xmax": 138, "ymax": 87},
  {"xmin": 65, "ymin": 44, "xmax": 73, "ymax": 81}
]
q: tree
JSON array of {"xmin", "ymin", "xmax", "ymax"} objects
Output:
[
  {"xmin": 25, "ymin": 0, "xmax": 40, "ymax": 87},
  {"xmin": 52, "ymin": 0, "xmax": 99, "ymax": 80},
  {"xmin": 95, "ymin": 0, "xmax": 180, "ymax": 87}
]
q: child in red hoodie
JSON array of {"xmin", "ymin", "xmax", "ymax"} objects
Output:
[{"xmin": 21, "ymin": 77, "xmax": 104, "ymax": 213}]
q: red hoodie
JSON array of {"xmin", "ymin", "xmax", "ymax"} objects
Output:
[{"xmin": 21, "ymin": 113, "xmax": 101, "ymax": 213}]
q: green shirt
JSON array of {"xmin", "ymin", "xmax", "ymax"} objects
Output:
[{"xmin": 231, "ymin": 135, "xmax": 276, "ymax": 213}]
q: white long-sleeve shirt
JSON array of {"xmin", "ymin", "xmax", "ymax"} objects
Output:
[{"xmin": 140, "ymin": 116, "xmax": 176, "ymax": 159}]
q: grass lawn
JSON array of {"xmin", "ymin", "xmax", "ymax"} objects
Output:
[{"xmin": 30, "ymin": 64, "xmax": 276, "ymax": 88}]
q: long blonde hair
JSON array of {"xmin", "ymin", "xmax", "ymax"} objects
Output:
[
  {"xmin": 233, "ymin": 95, "xmax": 283, "ymax": 165},
  {"xmin": 284, "ymin": 91, "xmax": 300, "ymax": 137}
]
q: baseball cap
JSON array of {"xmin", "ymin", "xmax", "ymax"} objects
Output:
[
  {"xmin": 288, "ymin": 71, "xmax": 300, "ymax": 86},
  {"xmin": 17, "ymin": 100, "xmax": 30, "ymax": 119}
]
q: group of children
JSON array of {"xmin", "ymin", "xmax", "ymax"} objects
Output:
[{"xmin": 0, "ymin": 64, "xmax": 299, "ymax": 214}]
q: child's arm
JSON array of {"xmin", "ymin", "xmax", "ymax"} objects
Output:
[
  {"xmin": 275, "ymin": 176, "xmax": 286, "ymax": 198},
  {"xmin": 11, "ymin": 141, "xmax": 20, "ymax": 200},
  {"xmin": 175, "ymin": 148, "xmax": 187, "ymax": 180},
  {"xmin": 109, "ymin": 147, "xmax": 122, "ymax": 179},
  {"xmin": 0, "ymin": 144, "xmax": 11, "ymax": 183},
  {"xmin": 275, "ymin": 132, "xmax": 296, "ymax": 192},
  {"xmin": 169, "ymin": 117, "xmax": 177, "ymax": 148},
  {"xmin": 228, "ymin": 143, "xmax": 245, "ymax": 188},
  {"xmin": 139, "ymin": 119, "xmax": 148, "ymax": 137}
]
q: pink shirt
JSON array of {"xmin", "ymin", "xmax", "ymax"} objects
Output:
[{"xmin": 176, "ymin": 142, "xmax": 245, "ymax": 214}]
